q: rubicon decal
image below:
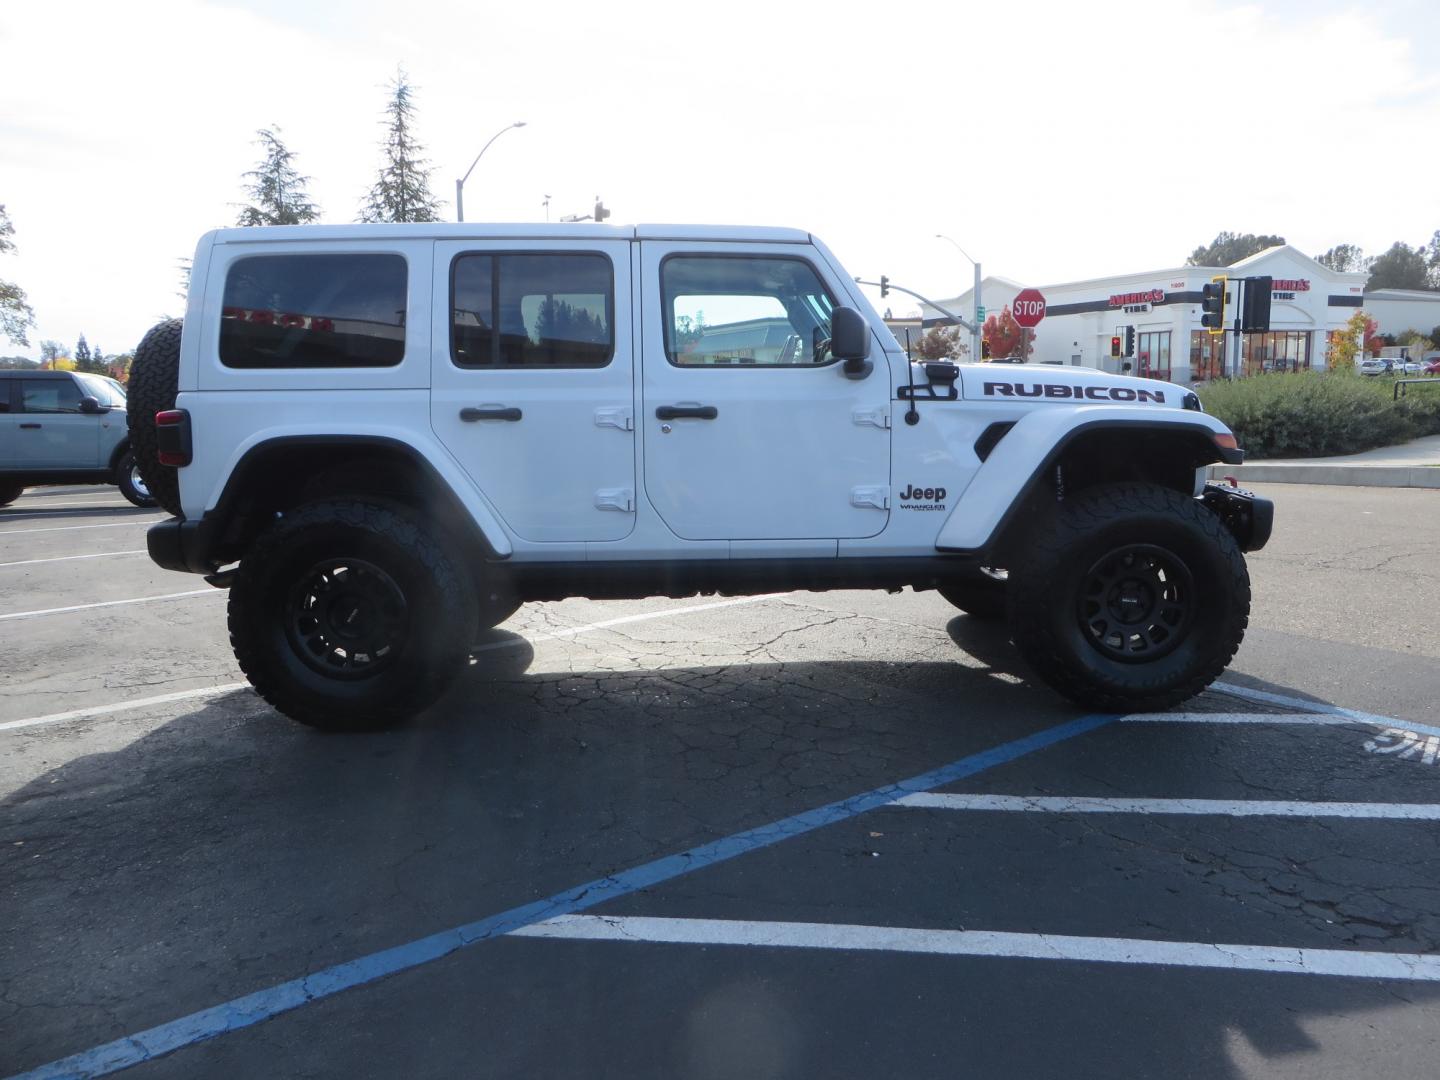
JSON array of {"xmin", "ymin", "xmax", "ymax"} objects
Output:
[
  {"xmin": 983, "ymin": 382, "xmax": 1166, "ymax": 404},
  {"xmin": 898, "ymin": 484, "xmax": 947, "ymax": 511}
]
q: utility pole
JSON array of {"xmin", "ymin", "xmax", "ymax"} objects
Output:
[{"xmin": 936, "ymin": 235, "xmax": 981, "ymax": 363}]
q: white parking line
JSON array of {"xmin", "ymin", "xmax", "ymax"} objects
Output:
[
  {"xmin": 0, "ymin": 588, "xmax": 219, "ymax": 622},
  {"xmin": 511, "ymin": 914, "xmax": 1440, "ymax": 982},
  {"xmin": 2, "ymin": 501, "xmax": 132, "ymax": 512},
  {"xmin": 0, "ymin": 549, "xmax": 148, "ymax": 569},
  {"xmin": 1125, "ymin": 708, "xmax": 1440, "ymax": 742},
  {"xmin": 1123, "ymin": 711, "xmax": 1354, "ymax": 727},
  {"xmin": 0, "ymin": 683, "xmax": 251, "ymax": 733},
  {"xmin": 471, "ymin": 593, "xmax": 782, "ymax": 653},
  {"xmin": 891, "ymin": 792, "xmax": 1440, "ymax": 819},
  {"xmin": 0, "ymin": 519, "xmax": 157, "ymax": 537},
  {"xmin": 0, "ymin": 593, "xmax": 790, "ymax": 734}
]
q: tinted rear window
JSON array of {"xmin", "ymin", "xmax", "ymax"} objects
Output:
[{"xmin": 220, "ymin": 254, "xmax": 407, "ymax": 368}]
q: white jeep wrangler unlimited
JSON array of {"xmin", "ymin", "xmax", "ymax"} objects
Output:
[{"xmin": 132, "ymin": 223, "xmax": 1271, "ymax": 730}]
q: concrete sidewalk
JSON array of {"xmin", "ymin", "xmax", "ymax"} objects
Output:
[{"xmin": 1207, "ymin": 434, "xmax": 1440, "ymax": 489}]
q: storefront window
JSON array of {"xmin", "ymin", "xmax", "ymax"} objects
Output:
[
  {"xmin": 1136, "ymin": 330, "xmax": 1171, "ymax": 380},
  {"xmin": 1189, "ymin": 331, "xmax": 1227, "ymax": 382},
  {"xmin": 1242, "ymin": 331, "xmax": 1311, "ymax": 375}
]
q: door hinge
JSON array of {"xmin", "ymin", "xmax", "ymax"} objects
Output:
[
  {"xmin": 594, "ymin": 406, "xmax": 634, "ymax": 431},
  {"xmin": 851, "ymin": 407, "xmax": 891, "ymax": 429},
  {"xmin": 851, "ymin": 485, "xmax": 890, "ymax": 510},
  {"xmin": 594, "ymin": 487, "xmax": 635, "ymax": 513}
]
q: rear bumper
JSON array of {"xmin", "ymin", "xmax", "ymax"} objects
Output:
[
  {"xmin": 147, "ymin": 516, "xmax": 223, "ymax": 574},
  {"xmin": 1200, "ymin": 481, "xmax": 1274, "ymax": 552}
]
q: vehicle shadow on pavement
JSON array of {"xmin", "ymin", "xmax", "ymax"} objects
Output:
[
  {"xmin": 4, "ymin": 646, "xmax": 1438, "ymax": 1078},
  {"xmin": 943, "ymin": 612, "xmax": 1372, "ymax": 718}
]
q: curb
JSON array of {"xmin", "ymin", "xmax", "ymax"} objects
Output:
[{"xmin": 1207, "ymin": 464, "xmax": 1440, "ymax": 489}]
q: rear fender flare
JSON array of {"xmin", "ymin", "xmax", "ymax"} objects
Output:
[{"xmin": 206, "ymin": 430, "xmax": 513, "ymax": 559}]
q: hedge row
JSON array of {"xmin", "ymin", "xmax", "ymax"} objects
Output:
[{"xmin": 1196, "ymin": 372, "xmax": 1440, "ymax": 459}]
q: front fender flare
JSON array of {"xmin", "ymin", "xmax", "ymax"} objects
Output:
[{"xmin": 934, "ymin": 406, "xmax": 1242, "ymax": 554}]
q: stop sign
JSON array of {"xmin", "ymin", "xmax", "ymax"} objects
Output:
[{"xmin": 1012, "ymin": 287, "xmax": 1046, "ymax": 328}]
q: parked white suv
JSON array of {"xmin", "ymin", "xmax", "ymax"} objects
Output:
[{"xmin": 132, "ymin": 223, "xmax": 1271, "ymax": 730}]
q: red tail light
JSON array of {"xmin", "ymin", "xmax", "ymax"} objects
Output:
[{"xmin": 155, "ymin": 409, "xmax": 192, "ymax": 467}]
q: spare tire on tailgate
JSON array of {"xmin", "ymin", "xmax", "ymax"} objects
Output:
[{"xmin": 127, "ymin": 319, "xmax": 184, "ymax": 518}]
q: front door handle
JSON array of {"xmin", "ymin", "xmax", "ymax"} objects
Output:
[
  {"xmin": 655, "ymin": 405, "xmax": 718, "ymax": 421},
  {"xmin": 19, "ymin": 423, "xmax": 41, "ymax": 429},
  {"xmin": 460, "ymin": 406, "xmax": 522, "ymax": 422}
]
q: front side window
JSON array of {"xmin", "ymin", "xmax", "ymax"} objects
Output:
[
  {"xmin": 220, "ymin": 253, "xmax": 407, "ymax": 368},
  {"xmin": 661, "ymin": 256, "xmax": 836, "ymax": 367},
  {"xmin": 451, "ymin": 252, "xmax": 613, "ymax": 368},
  {"xmin": 21, "ymin": 378, "xmax": 82, "ymax": 413}
]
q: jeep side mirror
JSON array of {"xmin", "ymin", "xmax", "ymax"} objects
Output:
[
  {"xmin": 830, "ymin": 307, "xmax": 872, "ymax": 380},
  {"xmin": 78, "ymin": 396, "xmax": 107, "ymax": 415}
]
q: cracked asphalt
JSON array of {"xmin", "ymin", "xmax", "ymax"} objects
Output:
[{"xmin": 1, "ymin": 482, "xmax": 1438, "ymax": 1079}]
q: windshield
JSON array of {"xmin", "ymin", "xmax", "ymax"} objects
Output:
[{"xmin": 74, "ymin": 372, "xmax": 127, "ymax": 407}]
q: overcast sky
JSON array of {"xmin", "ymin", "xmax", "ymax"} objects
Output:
[{"xmin": 2, "ymin": 0, "xmax": 1438, "ymax": 358}]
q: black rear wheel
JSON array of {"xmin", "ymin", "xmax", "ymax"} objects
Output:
[
  {"xmin": 228, "ymin": 500, "xmax": 477, "ymax": 730},
  {"xmin": 1007, "ymin": 483, "xmax": 1250, "ymax": 712},
  {"xmin": 0, "ymin": 481, "xmax": 22, "ymax": 508},
  {"xmin": 115, "ymin": 451, "xmax": 157, "ymax": 508}
]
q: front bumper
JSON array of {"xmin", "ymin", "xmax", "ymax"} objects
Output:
[{"xmin": 1200, "ymin": 481, "xmax": 1274, "ymax": 552}]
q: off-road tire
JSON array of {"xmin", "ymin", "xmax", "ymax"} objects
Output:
[
  {"xmin": 115, "ymin": 451, "xmax": 157, "ymax": 508},
  {"xmin": 127, "ymin": 319, "xmax": 184, "ymax": 518},
  {"xmin": 1007, "ymin": 482, "xmax": 1250, "ymax": 712},
  {"xmin": 477, "ymin": 590, "xmax": 521, "ymax": 631},
  {"xmin": 0, "ymin": 481, "xmax": 22, "ymax": 507},
  {"xmin": 228, "ymin": 500, "xmax": 477, "ymax": 731},
  {"xmin": 937, "ymin": 577, "xmax": 1007, "ymax": 621}
]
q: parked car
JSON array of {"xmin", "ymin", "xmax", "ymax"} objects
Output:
[
  {"xmin": 1425, "ymin": 358, "xmax": 1440, "ymax": 376},
  {"xmin": 0, "ymin": 370, "xmax": 155, "ymax": 508},
  {"xmin": 1357, "ymin": 357, "xmax": 1387, "ymax": 376}
]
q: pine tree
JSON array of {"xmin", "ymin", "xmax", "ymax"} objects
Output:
[
  {"xmin": 74, "ymin": 334, "xmax": 95, "ymax": 373},
  {"xmin": 235, "ymin": 127, "xmax": 320, "ymax": 227},
  {"xmin": 0, "ymin": 204, "xmax": 36, "ymax": 347},
  {"xmin": 92, "ymin": 345, "xmax": 105, "ymax": 373},
  {"xmin": 360, "ymin": 70, "xmax": 442, "ymax": 224}
]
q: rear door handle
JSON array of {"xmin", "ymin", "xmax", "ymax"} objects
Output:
[
  {"xmin": 655, "ymin": 405, "xmax": 718, "ymax": 421},
  {"xmin": 19, "ymin": 423, "xmax": 41, "ymax": 429},
  {"xmin": 459, "ymin": 407, "xmax": 522, "ymax": 422}
]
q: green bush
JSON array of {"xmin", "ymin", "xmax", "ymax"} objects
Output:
[{"xmin": 1196, "ymin": 372, "xmax": 1438, "ymax": 458}]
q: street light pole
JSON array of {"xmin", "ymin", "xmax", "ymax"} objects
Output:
[
  {"xmin": 455, "ymin": 121, "xmax": 526, "ymax": 223},
  {"xmin": 936, "ymin": 234, "xmax": 982, "ymax": 363}
]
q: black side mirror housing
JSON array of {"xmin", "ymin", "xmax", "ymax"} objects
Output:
[
  {"xmin": 830, "ymin": 307, "xmax": 872, "ymax": 380},
  {"xmin": 78, "ymin": 396, "xmax": 107, "ymax": 414}
]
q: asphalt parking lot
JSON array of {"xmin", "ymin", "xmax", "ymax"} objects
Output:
[{"xmin": 2, "ymin": 483, "xmax": 1439, "ymax": 1079}]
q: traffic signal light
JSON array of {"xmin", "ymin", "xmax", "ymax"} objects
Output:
[
  {"xmin": 880, "ymin": 275, "xmax": 890, "ymax": 299},
  {"xmin": 1201, "ymin": 276, "xmax": 1228, "ymax": 335},
  {"xmin": 1110, "ymin": 336, "xmax": 1121, "ymax": 358},
  {"xmin": 593, "ymin": 199, "xmax": 610, "ymax": 222},
  {"xmin": 1124, "ymin": 326, "xmax": 1135, "ymax": 357},
  {"xmin": 1241, "ymin": 275, "xmax": 1272, "ymax": 333}
]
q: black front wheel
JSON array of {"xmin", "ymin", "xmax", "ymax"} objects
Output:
[
  {"xmin": 0, "ymin": 481, "xmax": 22, "ymax": 508},
  {"xmin": 1007, "ymin": 483, "xmax": 1250, "ymax": 712},
  {"xmin": 228, "ymin": 500, "xmax": 477, "ymax": 730},
  {"xmin": 936, "ymin": 575, "xmax": 1007, "ymax": 621}
]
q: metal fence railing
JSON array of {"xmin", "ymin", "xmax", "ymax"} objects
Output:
[{"xmin": 1394, "ymin": 378, "xmax": 1440, "ymax": 401}]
